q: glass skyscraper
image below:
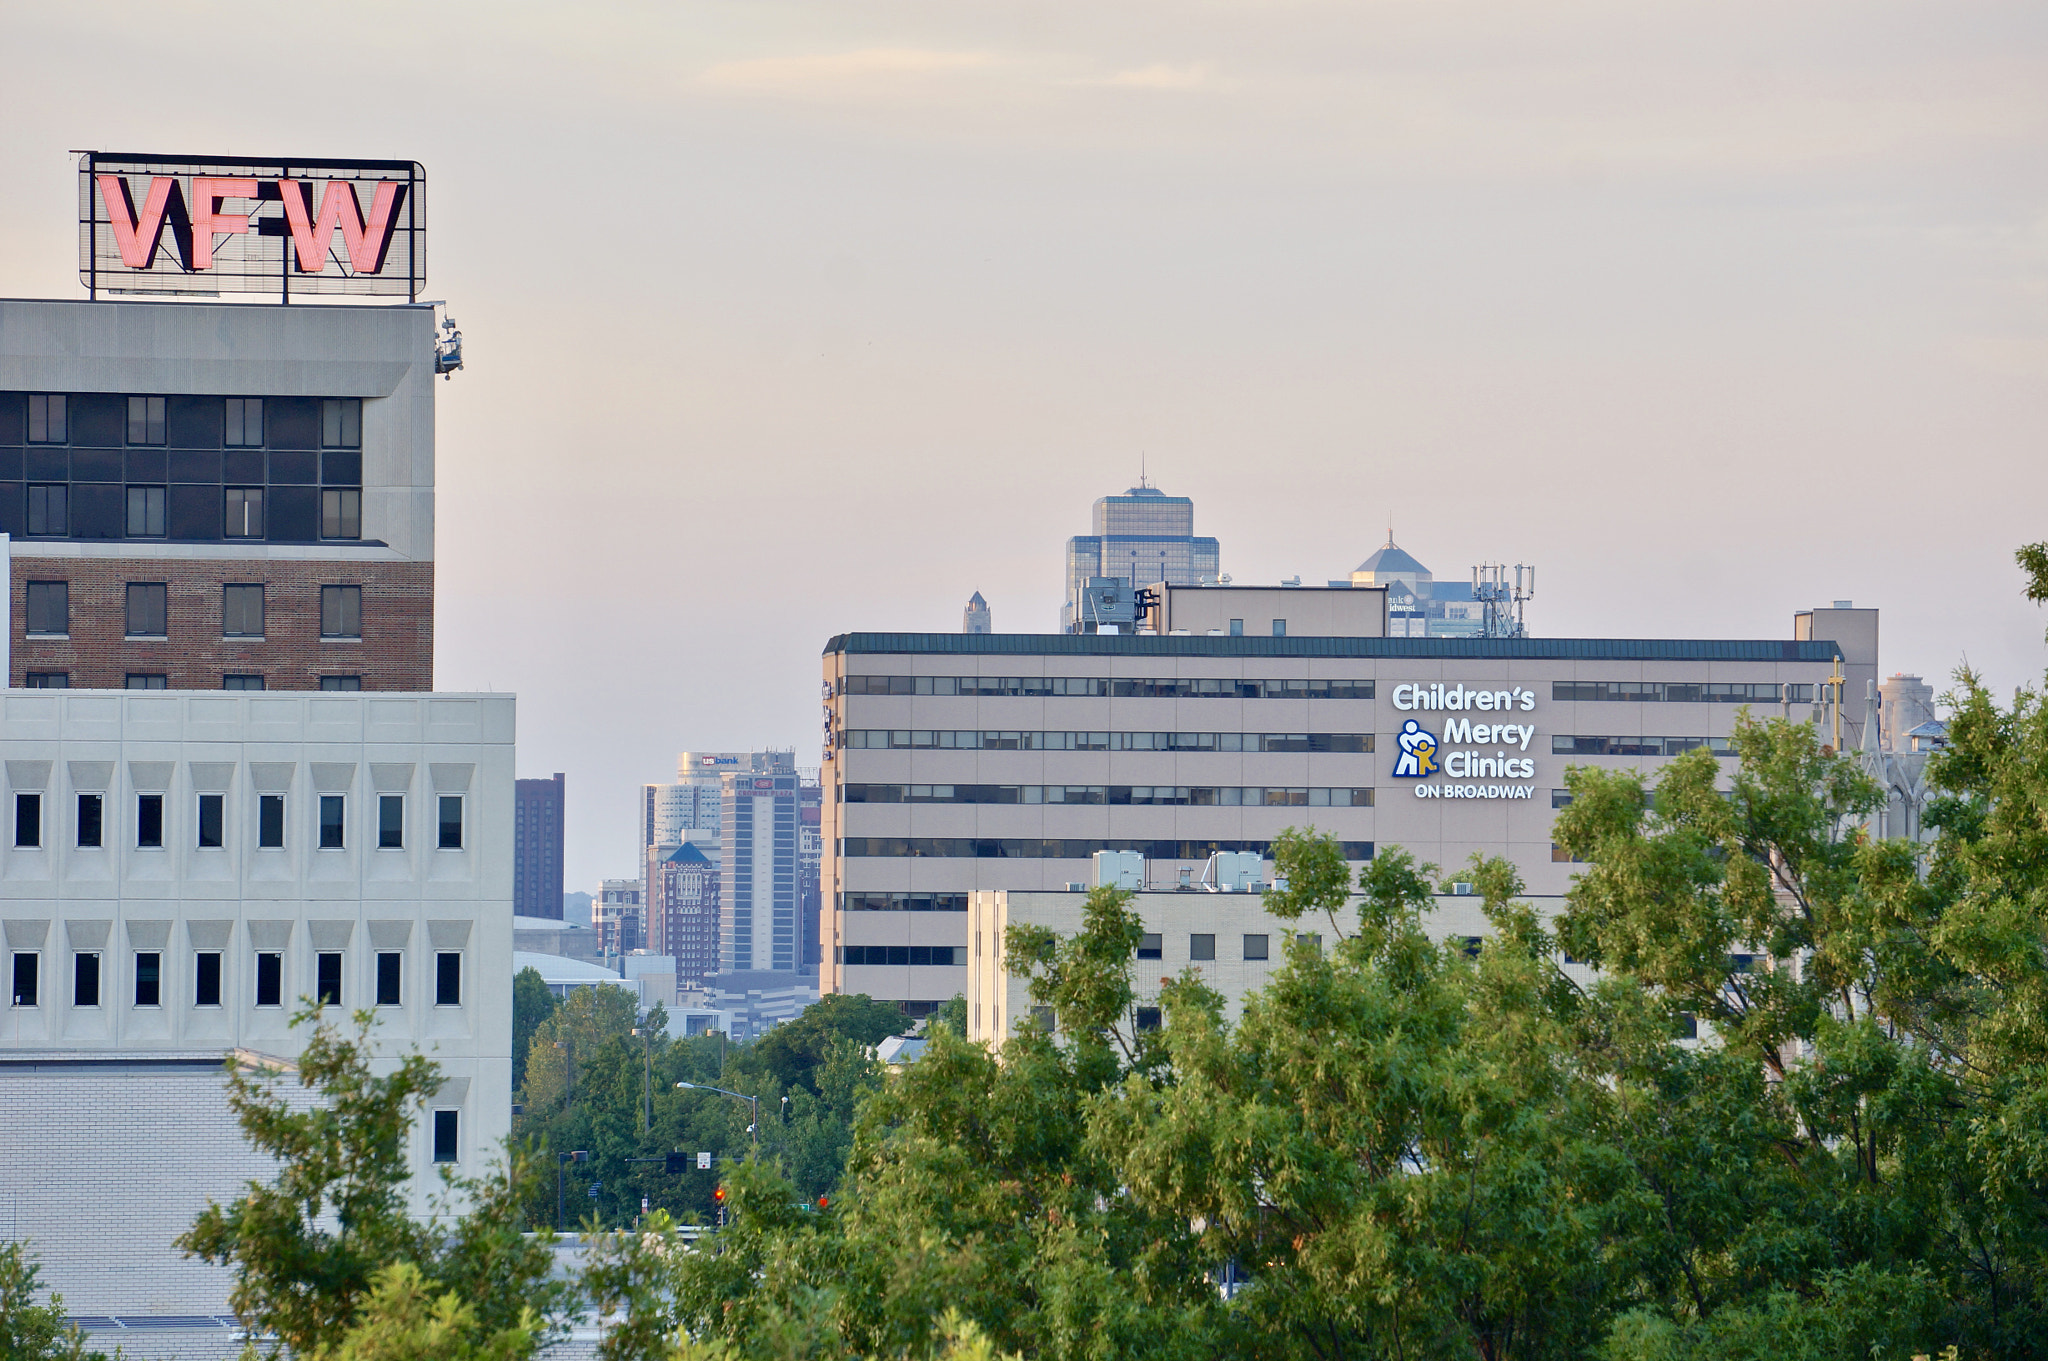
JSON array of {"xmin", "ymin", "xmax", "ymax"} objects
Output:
[{"xmin": 1062, "ymin": 483, "xmax": 1220, "ymax": 630}]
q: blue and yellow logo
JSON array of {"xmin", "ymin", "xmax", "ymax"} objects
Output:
[{"xmin": 1392, "ymin": 719, "xmax": 1439, "ymax": 778}]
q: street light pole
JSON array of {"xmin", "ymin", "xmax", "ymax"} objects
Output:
[
  {"xmin": 556, "ymin": 1149, "xmax": 589, "ymax": 1232},
  {"xmin": 675, "ymin": 1081, "xmax": 758, "ymax": 1149}
]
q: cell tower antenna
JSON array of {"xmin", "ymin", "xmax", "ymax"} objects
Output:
[{"xmin": 1139, "ymin": 451, "xmax": 1149, "ymax": 489}]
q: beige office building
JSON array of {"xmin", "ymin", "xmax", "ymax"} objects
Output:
[{"xmin": 820, "ymin": 609, "xmax": 1873, "ymax": 1014}]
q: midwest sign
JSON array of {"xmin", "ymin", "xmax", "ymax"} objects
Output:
[{"xmin": 78, "ymin": 153, "xmax": 424, "ymax": 300}]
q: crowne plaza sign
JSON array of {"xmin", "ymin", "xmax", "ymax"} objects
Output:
[{"xmin": 78, "ymin": 153, "xmax": 424, "ymax": 300}]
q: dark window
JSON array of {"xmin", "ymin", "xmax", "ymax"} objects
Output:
[
  {"xmin": 378, "ymin": 794, "xmax": 404, "ymax": 849},
  {"xmin": 1271, "ymin": 619, "xmax": 1286, "ymax": 637},
  {"xmin": 1189, "ymin": 933, "xmax": 1216, "ymax": 961},
  {"xmin": 1243, "ymin": 934, "xmax": 1269, "ymax": 961},
  {"xmin": 11, "ymin": 952, "xmax": 37, "ymax": 1007},
  {"xmin": 25, "ymin": 581, "xmax": 67, "ymax": 636},
  {"xmin": 24, "ymin": 673, "xmax": 68, "ymax": 689},
  {"xmin": 126, "ymin": 396, "xmax": 166, "ymax": 446},
  {"xmin": 198, "ymin": 793, "xmax": 224, "ymax": 848},
  {"xmin": 126, "ymin": 674, "xmax": 167, "ymax": 690},
  {"xmin": 27, "ymin": 485, "xmax": 67, "ymax": 535},
  {"xmin": 137, "ymin": 793, "xmax": 163, "ymax": 848},
  {"xmin": 438, "ymin": 795, "xmax": 463, "ymax": 849},
  {"xmin": 126, "ymin": 486, "xmax": 167, "ymax": 537},
  {"xmin": 316, "ymin": 952, "xmax": 342, "ymax": 1007},
  {"xmin": 195, "ymin": 951, "xmax": 222, "ymax": 1007},
  {"xmin": 376, "ymin": 951, "xmax": 401, "ymax": 1005},
  {"xmin": 255, "ymin": 951, "xmax": 282, "ymax": 1006},
  {"xmin": 259, "ymin": 794, "xmax": 285, "ymax": 848},
  {"xmin": 435, "ymin": 951, "xmax": 461, "ymax": 1006},
  {"xmin": 134, "ymin": 951, "xmax": 161, "ymax": 1006},
  {"xmin": 321, "ymin": 676, "xmax": 362, "ymax": 691},
  {"xmin": 1228, "ymin": 619, "xmax": 1244, "ymax": 637},
  {"xmin": 223, "ymin": 675, "xmax": 265, "ymax": 691},
  {"xmin": 74, "ymin": 952, "xmax": 100, "ymax": 1007},
  {"xmin": 321, "ymin": 488, "xmax": 361, "ymax": 540},
  {"xmin": 319, "ymin": 795, "xmax": 345, "ymax": 849},
  {"xmin": 321, "ymin": 398, "xmax": 362, "ymax": 448},
  {"xmin": 15, "ymin": 793, "xmax": 40, "ymax": 848},
  {"xmin": 225, "ymin": 398, "xmax": 263, "ymax": 447},
  {"xmin": 1030, "ymin": 1005, "xmax": 1055, "ymax": 1034},
  {"xmin": 224, "ymin": 487, "xmax": 264, "ymax": 538},
  {"xmin": 1134, "ymin": 1006, "xmax": 1162, "ymax": 1031},
  {"xmin": 27, "ymin": 394, "xmax": 66, "ymax": 443},
  {"xmin": 1137, "ymin": 933, "xmax": 1162, "ymax": 960},
  {"xmin": 77, "ymin": 793, "xmax": 102, "ymax": 848},
  {"xmin": 432, "ymin": 1108, "xmax": 459, "ymax": 1163},
  {"xmin": 321, "ymin": 585, "xmax": 362, "ymax": 639},
  {"xmin": 125, "ymin": 582, "xmax": 167, "ymax": 636},
  {"xmin": 222, "ymin": 584, "xmax": 264, "ymax": 637}
]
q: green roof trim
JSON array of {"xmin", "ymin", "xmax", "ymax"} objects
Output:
[{"xmin": 822, "ymin": 633, "xmax": 1845, "ymax": 662}]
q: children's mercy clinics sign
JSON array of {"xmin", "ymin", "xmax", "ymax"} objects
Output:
[
  {"xmin": 1391, "ymin": 682, "xmax": 1540, "ymax": 800},
  {"xmin": 77, "ymin": 153, "xmax": 425, "ymax": 300}
]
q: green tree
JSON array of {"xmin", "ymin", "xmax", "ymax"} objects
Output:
[
  {"xmin": 0, "ymin": 1241, "xmax": 113, "ymax": 1361},
  {"xmin": 511, "ymin": 966, "xmax": 557, "ymax": 1093},
  {"xmin": 926, "ymin": 994, "xmax": 968, "ymax": 1038},
  {"xmin": 309, "ymin": 1262, "xmax": 536, "ymax": 1361},
  {"xmin": 178, "ymin": 1006, "xmax": 569, "ymax": 1359}
]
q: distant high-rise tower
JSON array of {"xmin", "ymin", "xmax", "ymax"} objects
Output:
[
  {"xmin": 963, "ymin": 591, "xmax": 991, "ymax": 633},
  {"xmin": 719, "ymin": 758, "xmax": 800, "ymax": 973},
  {"xmin": 1062, "ymin": 482, "xmax": 1219, "ymax": 631},
  {"xmin": 513, "ymin": 772, "xmax": 566, "ymax": 919}
]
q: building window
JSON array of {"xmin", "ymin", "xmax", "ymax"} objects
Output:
[
  {"xmin": 126, "ymin": 396, "xmax": 167, "ymax": 446},
  {"xmin": 27, "ymin": 394, "xmax": 66, "ymax": 443},
  {"xmin": 1228, "ymin": 618, "xmax": 1244, "ymax": 637},
  {"xmin": 77, "ymin": 793, "xmax": 102, "ymax": 848},
  {"xmin": 316, "ymin": 952, "xmax": 342, "ymax": 1007},
  {"xmin": 1243, "ymin": 934, "xmax": 1269, "ymax": 961},
  {"xmin": 378, "ymin": 794, "xmax": 404, "ymax": 849},
  {"xmin": 137, "ymin": 793, "xmax": 164, "ymax": 848},
  {"xmin": 126, "ymin": 674, "xmax": 167, "ymax": 690},
  {"xmin": 438, "ymin": 795, "xmax": 463, "ymax": 850},
  {"xmin": 376, "ymin": 951, "xmax": 402, "ymax": 1005},
  {"xmin": 15, "ymin": 793, "xmax": 40, "ymax": 848},
  {"xmin": 432, "ymin": 1109, "xmax": 459, "ymax": 1163},
  {"xmin": 11, "ymin": 952, "xmax": 37, "ymax": 1007},
  {"xmin": 26, "ymin": 486, "xmax": 67, "ymax": 536},
  {"xmin": 125, "ymin": 582, "xmax": 168, "ymax": 638},
  {"xmin": 195, "ymin": 951, "xmax": 222, "ymax": 1007},
  {"xmin": 74, "ymin": 952, "xmax": 100, "ymax": 1007},
  {"xmin": 225, "ymin": 398, "xmax": 264, "ymax": 447},
  {"xmin": 1135, "ymin": 1006, "xmax": 1162, "ymax": 1032},
  {"xmin": 1189, "ymin": 933, "xmax": 1216, "ymax": 962},
  {"xmin": 319, "ymin": 795, "xmax": 346, "ymax": 849},
  {"xmin": 321, "ymin": 585, "xmax": 363, "ymax": 640},
  {"xmin": 126, "ymin": 486, "xmax": 167, "ymax": 537},
  {"xmin": 321, "ymin": 676, "xmax": 362, "ymax": 691},
  {"xmin": 224, "ymin": 487, "xmax": 265, "ymax": 538},
  {"xmin": 25, "ymin": 581, "xmax": 68, "ymax": 636},
  {"xmin": 198, "ymin": 793, "xmax": 225, "ymax": 848},
  {"xmin": 1030, "ymin": 1005, "xmax": 1055, "ymax": 1034},
  {"xmin": 221, "ymin": 584, "xmax": 264, "ymax": 638},
  {"xmin": 24, "ymin": 673, "xmax": 68, "ymax": 689},
  {"xmin": 435, "ymin": 951, "xmax": 461, "ymax": 1006},
  {"xmin": 223, "ymin": 675, "xmax": 265, "ymax": 691},
  {"xmin": 134, "ymin": 951, "xmax": 161, "ymax": 1006},
  {"xmin": 259, "ymin": 794, "xmax": 286, "ymax": 849},
  {"xmin": 1136, "ymin": 933, "xmax": 1163, "ymax": 961},
  {"xmin": 1271, "ymin": 619, "xmax": 1286, "ymax": 637},
  {"xmin": 321, "ymin": 398, "xmax": 362, "ymax": 448},
  {"xmin": 322, "ymin": 488, "xmax": 362, "ymax": 540},
  {"xmin": 255, "ymin": 951, "xmax": 283, "ymax": 1007}
]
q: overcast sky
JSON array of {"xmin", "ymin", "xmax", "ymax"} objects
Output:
[{"xmin": 2, "ymin": 1, "xmax": 2044, "ymax": 892}]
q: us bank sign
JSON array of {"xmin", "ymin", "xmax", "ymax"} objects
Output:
[
  {"xmin": 1391, "ymin": 682, "xmax": 1539, "ymax": 800},
  {"xmin": 78, "ymin": 152, "xmax": 424, "ymax": 300}
]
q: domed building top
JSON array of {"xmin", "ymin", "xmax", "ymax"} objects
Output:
[{"xmin": 1352, "ymin": 533, "xmax": 1432, "ymax": 589}]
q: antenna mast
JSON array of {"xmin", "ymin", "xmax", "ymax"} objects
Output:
[{"xmin": 1471, "ymin": 562, "xmax": 1536, "ymax": 638}]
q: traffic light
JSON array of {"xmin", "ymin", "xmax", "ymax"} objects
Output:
[
  {"xmin": 713, "ymin": 1185, "xmax": 726, "ymax": 1205},
  {"xmin": 816, "ymin": 1195, "xmax": 828, "ymax": 1211},
  {"xmin": 665, "ymin": 1152, "xmax": 691, "ymax": 1175}
]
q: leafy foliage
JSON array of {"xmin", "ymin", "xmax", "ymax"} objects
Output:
[
  {"xmin": 511, "ymin": 965, "xmax": 557, "ymax": 1093},
  {"xmin": 0, "ymin": 1241, "xmax": 113, "ymax": 1361},
  {"xmin": 308, "ymin": 1262, "xmax": 537, "ymax": 1361}
]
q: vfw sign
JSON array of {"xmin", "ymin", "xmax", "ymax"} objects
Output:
[{"xmin": 79, "ymin": 153, "xmax": 424, "ymax": 299}]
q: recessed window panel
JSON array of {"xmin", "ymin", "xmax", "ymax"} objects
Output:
[
  {"xmin": 27, "ymin": 485, "xmax": 66, "ymax": 536},
  {"xmin": 137, "ymin": 793, "xmax": 164, "ymax": 848},
  {"xmin": 225, "ymin": 398, "xmax": 264, "ymax": 447},
  {"xmin": 224, "ymin": 487, "xmax": 264, "ymax": 538},
  {"xmin": 316, "ymin": 952, "xmax": 342, "ymax": 1007},
  {"xmin": 134, "ymin": 951, "xmax": 161, "ymax": 1006},
  {"xmin": 255, "ymin": 951, "xmax": 282, "ymax": 1007},
  {"xmin": 321, "ymin": 488, "xmax": 361, "ymax": 540},
  {"xmin": 321, "ymin": 398, "xmax": 362, "ymax": 448},
  {"xmin": 126, "ymin": 486, "xmax": 167, "ymax": 537},
  {"xmin": 438, "ymin": 795, "xmax": 463, "ymax": 849},
  {"xmin": 125, "ymin": 581, "xmax": 167, "ymax": 636},
  {"xmin": 27, "ymin": 394, "xmax": 66, "ymax": 443},
  {"xmin": 76, "ymin": 793, "xmax": 102, "ymax": 847},
  {"xmin": 194, "ymin": 951, "xmax": 222, "ymax": 1006},
  {"xmin": 379, "ymin": 794, "xmax": 403, "ymax": 849},
  {"xmin": 126, "ymin": 396, "xmax": 166, "ymax": 446},
  {"xmin": 319, "ymin": 795, "xmax": 345, "ymax": 849},
  {"xmin": 198, "ymin": 793, "xmax": 224, "ymax": 848},
  {"xmin": 259, "ymin": 794, "xmax": 285, "ymax": 848}
]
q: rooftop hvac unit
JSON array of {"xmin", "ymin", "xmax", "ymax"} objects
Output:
[
  {"xmin": 1200, "ymin": 851, "xmax": 1267, "ymax": 893},
  {"xmin": 1093, "ymin": 849, "xmax": 1144, "ymax": 890}
]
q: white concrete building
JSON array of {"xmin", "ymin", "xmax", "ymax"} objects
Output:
[{"xmin": 0, "ymin": 689, "xmax": 514, "ymax": 1323}]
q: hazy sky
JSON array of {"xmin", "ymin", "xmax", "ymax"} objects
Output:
[{"xmin": 2, "ymin": 1, "xmax": 2044, "ymax": 892}]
